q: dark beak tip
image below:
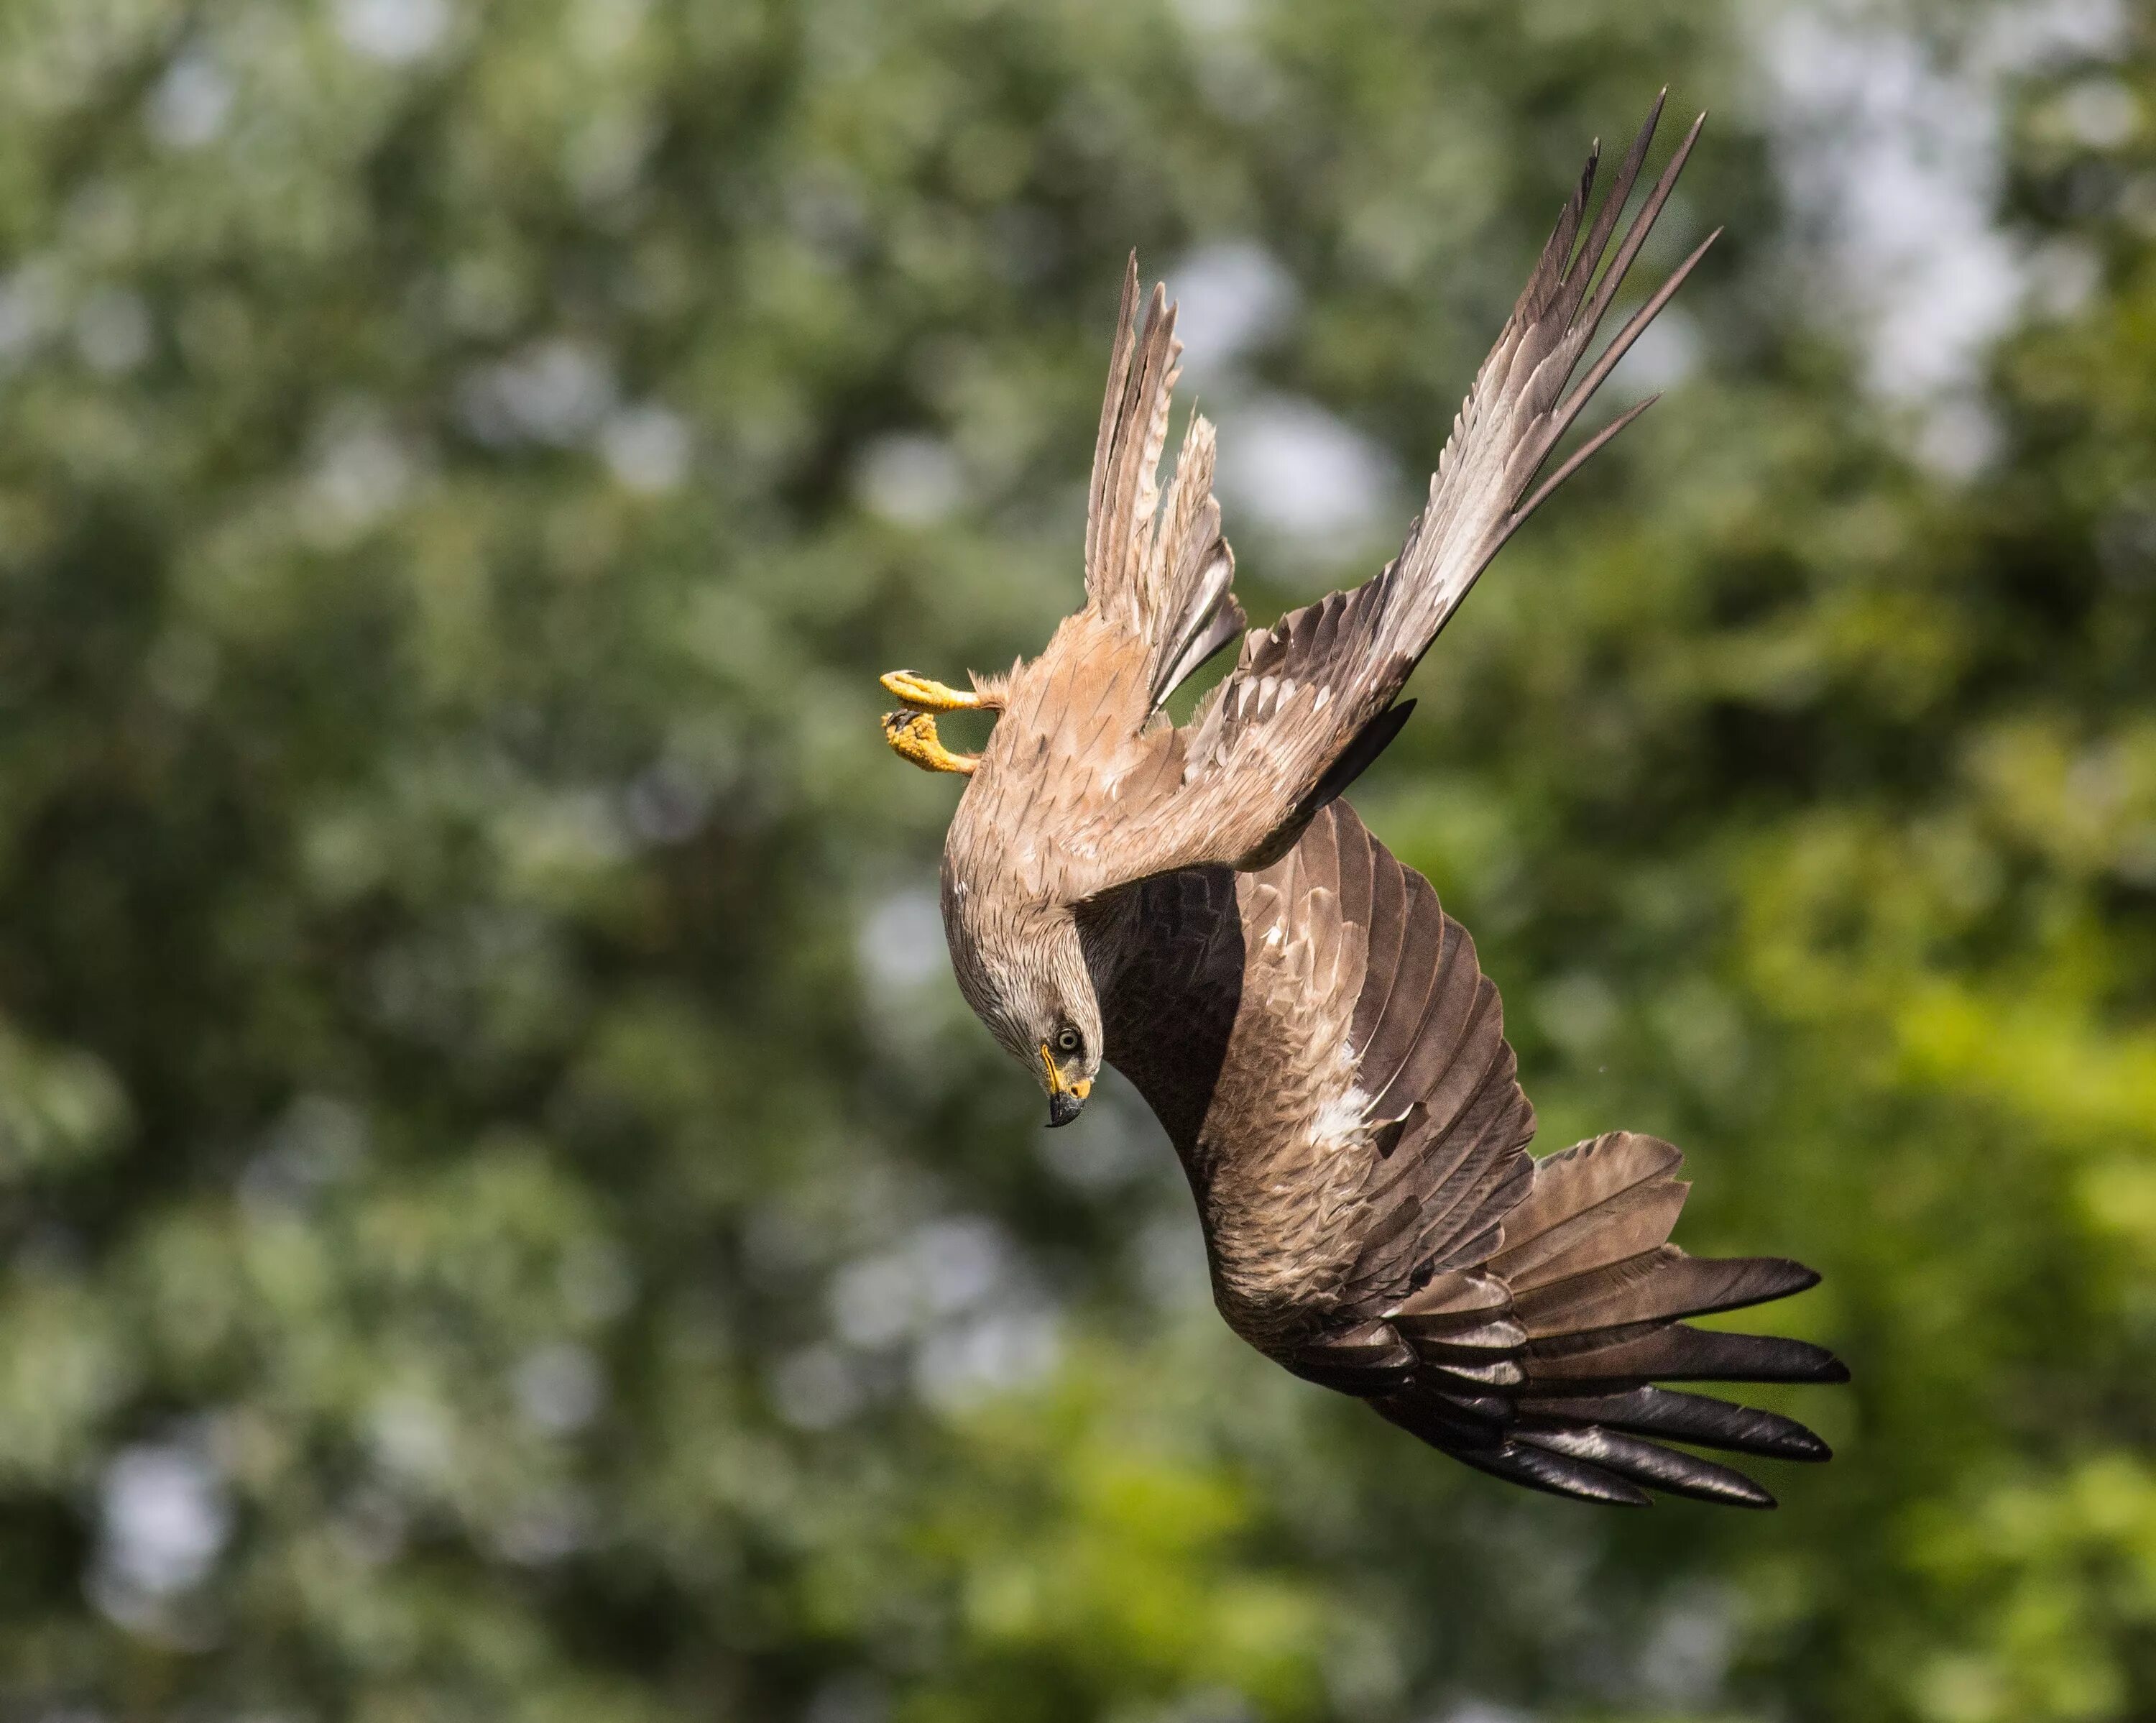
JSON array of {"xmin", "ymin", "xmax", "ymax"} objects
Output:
[{"xmin": 1046, "ymin": 1091, "xmax": 1084, "ymax": 1129}]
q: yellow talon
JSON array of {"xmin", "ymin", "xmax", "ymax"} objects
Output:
[
  {"xmin": 882, "ymin": 710, "xmax": 977, "ymax": 775},
  {"xmin": 880, "ymin": 669, "xmax": 985, "ymax": 712}
]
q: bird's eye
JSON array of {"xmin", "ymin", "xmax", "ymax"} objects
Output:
[{"xmin": 1055, "ymin": 1026, "xmax": 1082, "ymax": 1056}]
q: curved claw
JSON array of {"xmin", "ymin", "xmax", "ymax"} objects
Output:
[
  {"xmin": 880, "ymin": 669, "xmax": 985, "ymax": 712},
  {"xmin": 882, "ymin": 710, "xmax": 977, "ymax": 775}
]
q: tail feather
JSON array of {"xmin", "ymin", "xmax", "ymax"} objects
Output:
[
  {"xmin": 1497, "ymin": 1130, "xmax": 1682, "ymax": 1237},
  {"xmin": 1515, "ymin": 1425, "xmax": 1775, "ymax": 1509},
  {"xmin": 1526, "ymin": 1323, "xmax": 1848, "ymax": 1386},
  {"xmin": 1488, "ymin": 1130, "xmax": 1685, "ymax": 1279},
  {"xmin": 1508, "ymin": 1246, "xmax": 1821, "ymax": 1335},
  {"xmin": 1526, "ymin": 1385, "xmax": 1832, "ymax": 1464},
  {"xmin": 1450, "ymin": 1437, "xmax": 1651, "ymax": 1507},
  {"xmin": 1373, "ymin": 1131, "xmax": 1841, "ymax": 1507}
]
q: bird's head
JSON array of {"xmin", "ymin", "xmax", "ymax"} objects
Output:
[
  {"xmin": 1035, "ymin": 1011, "xmax": 1097, "ymax": 1129},
  {"xmin": 948, "ymin": 893, "xmax": 1103, "ymax": 1129},
  {"xmin": 1007, "ymin": 915, "xmax": 1103, "ymax": 1129}
]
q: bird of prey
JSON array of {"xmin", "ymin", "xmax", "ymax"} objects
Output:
[{"xmin": 878, "ymin": 98, "xmax": 1845, "ymax": 1507}]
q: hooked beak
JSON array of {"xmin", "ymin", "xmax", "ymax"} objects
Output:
[{"xmin": 1039, "ymin": 1042, "xmax": 1092, "ymax": 1129}]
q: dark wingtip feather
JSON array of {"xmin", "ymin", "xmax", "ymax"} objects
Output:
[
  {"xmin": 1526, "ymin": 1385, "xmax": 1835, "ymax": 1463},
  {"xmin": 1777, "ymin": 1262, "xmax": 1823, "ymax": 1300},
  {"xmin": 1455, "ymin": 1440, "xmax": 1653, "ymax": 1507},
  {"xmin": 1519, "ymin": 1424, "xmax": 1778, "ymax": 1509},
  {"xmin": 1510, "ymin": 392, "xmax": 1657, "ymax": 527},
  {"xmin": 1636, "ymin": 86, "xmax": 1671, "ymax": 152},
  {"xmin": 1528, "ymin": 1323, "xmax": 1848, "ymax": 1386}
]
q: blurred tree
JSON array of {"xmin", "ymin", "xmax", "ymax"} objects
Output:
[{"xmin": 0, "ymin": 1, "xmax": 2147, "ymax": 1720}]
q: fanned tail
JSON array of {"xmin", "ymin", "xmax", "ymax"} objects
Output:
[{"xmin": 1377, "ymin": 1132, "xmax": 1842, "ymax": 1508}]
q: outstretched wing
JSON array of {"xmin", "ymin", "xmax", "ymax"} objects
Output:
[
  {"xmin": 1084, "ymin": 257, "xmax": 1246, "ymax": 717},
  {"xmin": 1082, "ymin": 801, "xmax": 1843, "ymax": 1508},
  {"xmin": 1090, "ymin": 96, "xmax": 1715, "ymax": 881}
]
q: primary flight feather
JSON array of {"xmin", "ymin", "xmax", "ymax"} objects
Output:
[{"xmin": 879, "ymin": 96, "xmax": 1846, "ymax": 1508}]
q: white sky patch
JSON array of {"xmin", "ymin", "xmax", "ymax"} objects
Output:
[
  {"xmin": 854, "ymin": 433, "xmax": 965, "ymax": 526},
  {"xmin": 0, "ymin": 265, "xmax": 59, "ymax": 363},
  {"xmin": 305, "ymin": 408, "xmax": 417, "ymax": 544},
  {"xmin": 96, "ymin": 1440, "xmax": 229, "ymax": 1600},
  {"xmin": 857, "ymin": 887, "xmax": 945, "ymax": 993},
  {"xmin": 368, "ymin": 1390, "xmax": 453, "ymax": 1483},
  {"xmin": 494, "ymin": 1488, "xmax": 591, "ymax": 1566},
  {"xmin": 1603, "ymin": 305, "xmax": 1702, "ymax": 397},
  {"xmin": 2055, "ymin": 73, "xmax": 2139, "ymax": 145},
  {"xmin": 459, "ymin": 339, "xmax": 617, "ymax": 446},
  {"xmin": 1168, "ymin": 239, "xmax": 1298, "ymax": 380},
  {"xmin": 1638, "ymin": 1586, "xmax": 1739, "ymax": 1711},
  {"xmin": 771, "ymin": 1343, "xmax": 866, "ymax": 1430},
  {"xmin": 145, "ymin": 52, "xmax": 233, "ymax": 150},
  {"xmin": 512, "ymin": 1342, "xmax": 605, "ymax": 1434},
  {"xmin": 238, "ymin": 1091, "xmax": 368, "ymax": 1216},
  {"xmin": 1215, "ymin": 393, "xmax": 1397, "ymax": 543},
  {"xmin": 1755, "ymin": 0, "xmax": 2127, "ymax": 472},
  {"xmin": 1765, "ymin": 6, "xmax": 2014, "ymax": 401},
  {"xmin": 600, "ymin": 403, "xmax": 690, "ymax": 492},
  {"xmin": 824, "ymin": 1214, "xmax": 1061, "ymax": 1409},
  {"xmin": 336, "ymin": 0, "xmax": 452, "ymax": 64},
  {"xmin": 912, "ymin": 1302, "xmax": 1060, "ymax": 1410},
  {"xmin": 75, "ymin": 289, "xmax": 150, "ymax": 376},
  {"xmin": 829, "ymin": 1216, "xmax": 1010, "ymax": 1347}
]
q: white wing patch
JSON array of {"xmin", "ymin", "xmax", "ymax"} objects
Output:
[{"xmin": 1310, "ymin": 1083, "xmax": 1374, "ymax": 1152}]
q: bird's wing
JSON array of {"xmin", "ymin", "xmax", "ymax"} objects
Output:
[
  {"xmin": 1083, "ymin": 801, "xmax": 1843, "ymax": 1508},
  {"xmin": 1084, "ymin": 257, "xmax": 1246, "ymax": 717},
  {"xmin": 1089, "ymin": 96, "xmax": 1713, "ymax": 878}
]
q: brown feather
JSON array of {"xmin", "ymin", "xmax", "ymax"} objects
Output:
[{"xmin": 915, "ymin": 104, "xmax": 1841, "ymax": 1513}]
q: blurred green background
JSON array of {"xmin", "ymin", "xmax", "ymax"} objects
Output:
[{"xmin": 0, "ymin": 0, "xmax": 2150, "ymax": 1717}]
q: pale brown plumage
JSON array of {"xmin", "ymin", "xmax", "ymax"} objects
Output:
[{"xmin": 885, "ymin": 97, "xmax": 1845, "ymax": 1507}]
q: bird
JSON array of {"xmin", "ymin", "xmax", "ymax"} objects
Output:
[{"xmin": 877, "ymin": 96, "xmax": 1846, "ymax": 1508}]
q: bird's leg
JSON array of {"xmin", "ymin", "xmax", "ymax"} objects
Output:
[
  {"xmin": 879, "ymin": 669, "xmax": 1001, "ymax": 774},
  {"xmin": 881, "ymin": 709, "xmax": 977, "ymax": 775},
  {"xmin": 879, "ymin": 670, "xmax": 989, "ymax": 712}
]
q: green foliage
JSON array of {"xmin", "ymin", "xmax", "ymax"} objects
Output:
[{"xmin": 0, "ymin": 0, "xmax": 2150, "ymax": 1717}]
